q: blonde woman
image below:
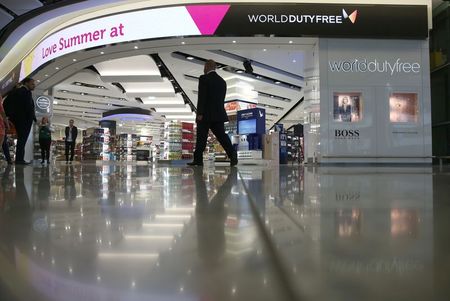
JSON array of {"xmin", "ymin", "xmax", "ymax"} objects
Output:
[{"xmin": 39, "ymin": 116, "xmax": 54, "ymax": 165}]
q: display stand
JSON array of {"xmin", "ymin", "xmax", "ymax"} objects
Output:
[
  {"xmin": 181, "ymin": 122, "xmax": 194, "ymax": 160},
  {"xmin": 163, "ymin": 121, "xmax": 182, "ymax": 160},
  {"xmin": 116, "ymin": 134, "xmax": 137, "ymax": 162}
]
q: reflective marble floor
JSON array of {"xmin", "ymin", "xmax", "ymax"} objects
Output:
[{"xmin": 0, "ymin": 163, "xmax": 449, "ymax": 301}]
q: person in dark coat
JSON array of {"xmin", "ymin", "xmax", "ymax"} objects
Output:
[
  {"xmin": 64, "ymin": 119, "xmax": 78, "ymax": 164},
  {"xmin": 3, "ymin": 78, "xmax": 37, "ymax": 164},
  {"xmin": 188, "ymin": 60, "xmax": 238, "ymax": 167}
]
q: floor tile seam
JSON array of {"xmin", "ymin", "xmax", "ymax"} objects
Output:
[{"xmin": 237, "ymin": 171, "xmax": 303, "ymax": 301}]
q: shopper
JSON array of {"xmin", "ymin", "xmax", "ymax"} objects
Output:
[
  {"xmin": 3, "ymin": 78, "xmax": 37, "ymax": 165},
  {"xmin": 38, "ymin": 116, "xmax": 53, "ymax": 165},
  {"xmin": 64, "ymin": 119, "xmax": 78, "ymax": 164},
  {"xmin": 188, "ymin": 60, "xmax": 238, "ymax": 167},
  {"xmin": 0, "ymin": 96, "xmax": 11, "ymax": 164}
]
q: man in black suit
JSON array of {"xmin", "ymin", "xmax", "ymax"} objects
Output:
[
  {"xmin": 3, "ymin": 78, "xmax": 37, "ymax": 164},
  {"xmin": 188, "ymin": 60, "xmax": 238, "ymax": 167},
  {"xmin": 64, "ymin": 119, "xmax": 78, "ymax": 164}
]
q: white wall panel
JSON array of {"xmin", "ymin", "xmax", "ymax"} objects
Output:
[{"xmin": 319, "ymin": 38, "xmax": 432, "ymax": 163}]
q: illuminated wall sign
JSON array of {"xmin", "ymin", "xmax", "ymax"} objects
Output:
[
  {"xmin": 18, "ymin": 3, "xmax": 428, "ymax": 80},
  {"xmin": 329, "ymin": 58, "xmax": 421, "ymax": 75},
  {"xmin": 35, "ymin": 95, "xmax": 53, "ymax": 115}
]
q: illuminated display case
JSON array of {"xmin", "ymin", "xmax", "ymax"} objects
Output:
[
  {"xmin": 333, "ymin": 92, "xmax": 363, "ymax": 123},
  {"xmin": 389, "ymin": 93, "xmax": 419, "ymax": 123}
]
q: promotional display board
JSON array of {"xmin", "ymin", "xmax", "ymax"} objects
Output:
[
  {"xmin": 10, "ymin": 3, "xmax": 428, "ymax": 82},
  {"xmin": 319, "ymin": 38, "xmax": 432, "ymax": 163}
]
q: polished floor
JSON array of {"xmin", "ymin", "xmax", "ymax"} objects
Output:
[{"xmin": 0, "ymin": 162, "xmax": 449, "ymax": 301}]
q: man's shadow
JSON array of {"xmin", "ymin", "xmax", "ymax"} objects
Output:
[{"xmin": 193, "ymin": 167, "xmax": 237, "ymax": 266}]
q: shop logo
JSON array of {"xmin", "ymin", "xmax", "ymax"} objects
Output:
[
  {"xmin": 342, "ymin": 9, "xmax": 358, "ymax": 24},
  {"xmin": 335, "ymin": 129, "xmax": 360, "ymax": 139},
  {"xmin": 36, "ymin": 96, "xmax": 51, "ymax": 110},
  {"xmin": 329, "ymin": 58, "xmax": 421, "ymax": 76}
]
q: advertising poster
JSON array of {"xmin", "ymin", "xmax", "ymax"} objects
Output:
[{"xmin": 333, "ymin": 92, "xmax": 362, "ymax": 122}]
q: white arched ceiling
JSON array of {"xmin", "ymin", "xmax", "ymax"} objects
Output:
[{"xmin": 42, "ymin": 37, "xmax": 312, "ymax": 131}]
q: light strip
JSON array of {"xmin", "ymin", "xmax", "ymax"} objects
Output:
[
  {"xmin": 155, "ymin": 215, "xmax": 191, "ymax": 219},
  {"xmin": 165, "ymin": 115, "xmax": 195, "ymax": 119},
  {"xmin": 142, "ymin": 223, "xmax": 184, "ymax": 228},
  {"xmin": 165, "ymin": 208, "xmax": 194, "ymax": 212},
  {"xmin": 98, "ymin": 253, "xmax": 159, "ymax": 259},
  {"xmin": 124, "ymin": 235, "xmax": 173, "ymax": 240}
]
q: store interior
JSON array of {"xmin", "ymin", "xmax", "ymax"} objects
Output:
[{"xmin": 6, "ymin": 37, "xmax": 319, "ymax": 165}]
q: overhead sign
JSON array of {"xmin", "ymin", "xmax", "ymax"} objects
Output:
[
  {"xmin": 18, "ymin": 3, "xmax": 428, "ymax": 80},
  {"xmin": 35, "ymin": 95, "xmax": 52, "ymax": 115}
]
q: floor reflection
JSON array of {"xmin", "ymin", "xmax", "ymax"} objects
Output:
[{"xmin": 0, "ymin": 164, "xmax": 449, "ymax": 300}]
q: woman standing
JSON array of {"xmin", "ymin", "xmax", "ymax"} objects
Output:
[
  {"xmin": 0, "ymin": 96, "xmax": 11, "ymax": 164},
  {"xmin": 39, "ymin": 116, "xmax": 53, "ymax": 165}
]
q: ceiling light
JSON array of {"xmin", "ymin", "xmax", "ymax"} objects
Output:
[
  {"xmin": 100, "ymin": 51, "xmax": 105, "ymax": 55},
  {"xmin": 55, "ymin": 67, "xmax": 60, "ymax": 70},
  {"xmin": 36, "ymin": 80, "xmax": 40, "ymax": 83},
  {"xmin": 289, "ymin": 40, "xmax": 293, "ymax": 44},
  {"xmin": 263, "ymin": 49, "xmax": 267, "ymax": 52},
  {"xmin": 275, "ymin": 81, "xmax": 281, "ymax": 84},
  {"xmin": 53, "ymin": 100, "xmax": 58, "ymax": 105},
  {"xmin": 186, "ymin": 56, "xmax": 194, "ymax": 60},
  {"xmin": 75, "ymin": 82, "xmax": 82, "ymax": 86},
  {"xmin": 72, "ymin": 59, "xmax": 77, "ymax": 62},
  {"xmin": 293, "ymin": 59, "xmax": 297, "ymax": 63},
  {"xmin": 232, "ymin": 40, "xmax": 237, "ymax": 43},
  {"xmin": 134, "ymin": 46, "xmax": 139, "ymax": 49},
  {"xmin": 81, "ymin": 93, "xmax": 85, "ymax": 95},
  {"xmin": 256, "ymin": 76, "xmax": 262, "ymax": 79},
  {"xmin": 45, "ymin": 74, "xmax": 49, "ymax": 77},
  {"xmin": 147, "ymin": 96, "xmax": 156, "ymax": 100},
  {"xmin": 181, "ymin": 41, "xmax": 186, "ymax": 45}
]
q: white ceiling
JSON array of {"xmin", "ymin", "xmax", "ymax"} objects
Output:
[{"xmin": 46, "ymin": 37, "xmax": 316, "ymax": 136}]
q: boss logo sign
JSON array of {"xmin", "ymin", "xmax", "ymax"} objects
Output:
[{"xmin": 335, "ymin": 129, "xmax": 360, "ymax": 139}]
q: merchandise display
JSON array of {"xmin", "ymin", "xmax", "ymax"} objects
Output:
[
  {"xmin": 116, "ymin": 134, "xmax": 137, "ymax": 162},
  {"xmin": 136, "ymin": 136, "xmax": 152, "ymax": 161},
  {"xmin": 82, "ymin": 128, "xmax": 115, "ymax": 161},
  {"xmin": 163, "ymin": 121, "xmax": 182, "ymax": 160},
  {"xmin": 181, "ymin": 122, "xmax": 194, "ymax": 160}
]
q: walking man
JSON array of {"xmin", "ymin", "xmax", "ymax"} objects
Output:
[
  {"xmin": 64, "ymin": 119, "xmax": 77, "ymax": 164},
  {"xmin": 188, "ymin": 60, "xmax": 238, "ymax": 167}
]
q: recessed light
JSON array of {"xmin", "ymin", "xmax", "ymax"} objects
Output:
[
  {"xmin": 186, "ymin": 56, "xmax": 194, "ymax": 60},
  {"xmin": 45, "ymin": 74, "xmax": 49, "ymax": 77},
  {"xmin": 181, "ymin": 41, "xmax": 185, "ymax": 45},
  {"xmin": 81, "ymin": 93, "xmax": 85, "ymax": 96},
  {"xmin": 100, "ymin": 51, "xmax": 105, "ymax": 55},
  {"xmin": 275, "ymin": 81, "xmax": 281, "ymax": 84},
  {"xmin": 232, "ymin": 40, "xmax": 237, "ymax": 43},
  {"xmin": 293, "ymin": 60, "xmax": 297, "ymax": 63},
  {"xmin": 256, "ymin": 76, "xmax": 262, "ymax": 79},
  {"xmin": 134, "ymin": 46, "xmax": 139, "ymax": 49},
  {"xmin": 289, "ymin": 40, "xmax": 293, "ymax": 44},
  {"xmin": 263, "ymin": 49, "xmax": 267, "ymax": 52},
  {"xmin": 55, "ymin": 67, "xmax": 60, "ymax": 70},
  {"xmin": 73, "ymin": 58, "xmax": 77, "ymax": 62}
]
